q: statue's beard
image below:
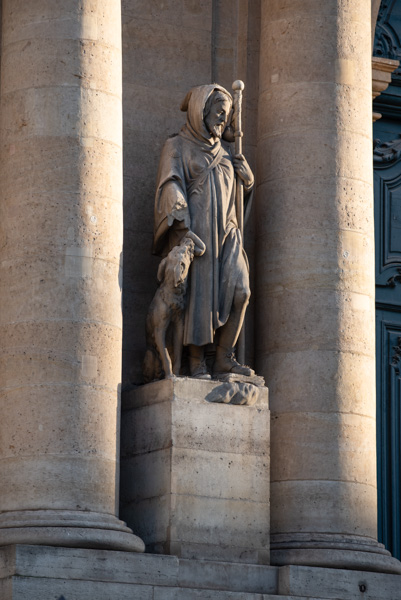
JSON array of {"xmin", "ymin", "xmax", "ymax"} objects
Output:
[{"xmin": 209, "ymin": 123, "xmax": 224, "ymax": 139}]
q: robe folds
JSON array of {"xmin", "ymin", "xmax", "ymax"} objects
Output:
[{"xmin": 153, "ymin": 84, "xmax": 252, "ymax": 347}]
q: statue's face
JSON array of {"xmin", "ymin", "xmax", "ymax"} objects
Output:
[{"xmin": 204, "ymin": 97, "xmax": 231, "ymax": 139}]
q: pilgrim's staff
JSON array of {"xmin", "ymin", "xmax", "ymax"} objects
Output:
[{"xmin": 232, "ymin": 80, "xmax": 246, "ymax": 365}]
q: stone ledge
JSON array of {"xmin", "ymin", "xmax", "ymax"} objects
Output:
[
  {"xmin": 0, "ymin": 544, "xmax": 277, "ymax": 595},
  {"xmin": 278, "ymin": 564, "xmax": 401, "ymax": 600},
  {"xmin": 372, "ymin": 55, "xmax": 399, "ymax": 121},
  {"xmin": 122, "ymin": 376, "xmax": 269, "ymax": 410},
  {"xmin": 0, "ymin": 576, "xmax": 327, "ymax": 600},
  {"xmin": 2, "ymin": 545, "xmax": 401, "ymax": 599}
]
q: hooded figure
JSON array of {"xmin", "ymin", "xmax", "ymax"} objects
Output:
[{"xmin": 153, "ymin": 84, "xmax": 254, "ymax": 378}]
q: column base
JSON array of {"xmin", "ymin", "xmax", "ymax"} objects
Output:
[
  {"xmin": 0, "ymin": 510, "xmax": 144, "ymax": 552},
  {"xmin": 271, "ymin": 533, "xmax": 401, "ymax": 574}
]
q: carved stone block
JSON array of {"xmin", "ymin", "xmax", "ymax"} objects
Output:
[{"xmin": 120, "ymin": 377, "xmax": 270, "ymax": 564}]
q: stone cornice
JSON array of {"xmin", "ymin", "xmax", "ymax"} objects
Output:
[{"xmin": 372, "ymin": 56, "xmax": 399, "ymax": 121}]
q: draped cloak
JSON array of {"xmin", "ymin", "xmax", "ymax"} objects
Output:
[{"xmin": 153, "ymin": 84, "xmax": 252, "ymax": 347}]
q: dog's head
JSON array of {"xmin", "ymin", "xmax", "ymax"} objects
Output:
[{"xmin": 157, "ymin": 237, "xmax": 195, "ymax": 288}]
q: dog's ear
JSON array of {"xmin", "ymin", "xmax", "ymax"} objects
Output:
[{"xmin": 157, "ymin": 258, "xmax": 167, "ymax": 283}]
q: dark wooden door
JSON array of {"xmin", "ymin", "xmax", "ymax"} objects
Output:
[
  {"xmin": 373, "ymin": 0, "xmax": 401, "ymax": 560},
  {"xmin": 374, "ymin": 147, "xmax": 401, "ymax": 559}
]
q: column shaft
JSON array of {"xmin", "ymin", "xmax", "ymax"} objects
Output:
[
  {"xmin": 0, "ymin": 0, "xmax": 143, "ymax": 552},
  {"xmin": 256, "ymin": 0, "xmax": 399, "ymax": 572}
]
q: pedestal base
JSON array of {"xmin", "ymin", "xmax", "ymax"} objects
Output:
[
  {"xmin": 120, "ymin": 377, "xmax": 270, "ymax": 564},
  {"xmin": 271, "ymin": 533, "xmax": 401, "ymax": 575}
]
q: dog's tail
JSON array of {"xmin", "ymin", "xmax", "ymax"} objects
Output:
[{"xmin": 143, "ymin": 349, "xmax": 154, "ymax": 383}]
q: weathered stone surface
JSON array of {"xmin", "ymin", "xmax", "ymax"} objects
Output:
[
  {"xmin": 0, "ymin": 544, "xmax": 278, "ymax": 597},
  {"xmin": 142, "ymin": 82, "xmax": 255, "ymax": 381},
  {"xmin": 143, "ymin": 235, "xmax": 203, "ymax": 382},
  {"xmin": 121, "ymin": 1, "xmax": 261, "ymax": 384},
  {"xmin": 2, "ymin": 545, "xmax": 401, "ymax": 599},
  {"xmin": 278, "ymin": 564, "xmax": 401, "ymax": 599},
  {"xmin": 0, "ymin": 0, "xmax": 142, "ymax": 552},
  {"xmin": 255, "ymin": 0, "xmax": 397, "ymax": 571},
  {"xmin": 215, "ymin": 373, "xmax": 266, "ymax": 387},
  {"xmin": 205, "ymin": 381, "xmax": 260, "ymax": 405},
  {"xmin": 372, "ymin": 56, "xmax": 399, "ymax": 121},
  {"xmin": 1, "ymin": 1, "xmax": 400, "ymax": 597},
  {"xmin": 120, "ymin": 377, "xmax": 270, "ymax": 564},
  {"xmin": 1, "ymin": 579, "xmax": 290, "ymax": 600},
  {"xmin": 121, "ymin": 0, "xmax": 214, "ymax": 385}
]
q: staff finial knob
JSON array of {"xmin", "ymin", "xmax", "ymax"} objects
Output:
[{"xmin": 232, "ymin": 80, "xmax": 245, "ymax": 91}]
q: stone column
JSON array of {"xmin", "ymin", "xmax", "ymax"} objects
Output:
[
  {"xmin": 0, "ymin": 0, "xmax": 143, "ymax": 552},
  {"xmin": 256, "ymin": 0, "xmax": 400, "ymax": 572}
]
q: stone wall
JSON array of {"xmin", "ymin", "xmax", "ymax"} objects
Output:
[{"xmin": 121, "ymin": 0, "xmax": 261, "ymax": 386}]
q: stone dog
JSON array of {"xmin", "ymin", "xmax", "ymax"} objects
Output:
[{"xmin": 143, "ymin": 232, "xmax": 205, "ymax": 382}]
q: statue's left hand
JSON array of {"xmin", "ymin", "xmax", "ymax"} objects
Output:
[{"xmin": 233, "ymin": 154, "xmax": 254, "ymax": 188}]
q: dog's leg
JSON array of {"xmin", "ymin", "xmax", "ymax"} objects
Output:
[
  {"xmin": 172, "ymin": 317, "xmax": 184, "ymax": 376},
  {"xmin": 154, "ymin": 325, "xmax": 173, "ymax": 379}
]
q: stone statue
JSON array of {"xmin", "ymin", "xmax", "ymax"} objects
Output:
[{"xmin": 145, "ymin": 83, "xmax": 255, "ymax": 381}]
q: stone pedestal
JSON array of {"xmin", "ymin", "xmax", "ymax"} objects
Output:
[{"xmin": 120, "ymin": 377, "xmax": 270, "ymax": 564}]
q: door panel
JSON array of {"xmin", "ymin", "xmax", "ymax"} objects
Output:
[
  {"xmin": 376, "ymin": 308, "xmax": 401, "ymax": 558},
  {"xmin": 373, "ymin": 0, "xmax": 401, "ymax": 562},
  {"xmin": 375, "ymin": 156, "xmax": 401, "ymax": 304}
]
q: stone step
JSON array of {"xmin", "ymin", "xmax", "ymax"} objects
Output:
[
  {"xmin": 2, "ymin": 545, "xmax": 401, "ymax": 600},
  {"xmin": 278, "ymin": 564, "xmax": 401, "ymax": 600},
  {"xmin": 0, "ymin": 576, "xmax": 329, "ymax": 600},
  {"xmin": 0, "ymin": 544, "xmax": 277, "ymax": 595}
]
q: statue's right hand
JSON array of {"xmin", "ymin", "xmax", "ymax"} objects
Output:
[{"xmin": 185, "ymin": 231, "xmax": 206, "ymax": 256}]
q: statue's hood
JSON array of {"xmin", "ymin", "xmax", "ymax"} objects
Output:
[{"xmin": 180, "ymin": 84, "xmax": 232, "ymax": 145}]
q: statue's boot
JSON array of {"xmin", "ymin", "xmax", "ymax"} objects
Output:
[
  {"xmin": 214, "ymin": 344, "xmax": 254, "ymax": 377},
  {"xmin": 188, "ymin": 345, "xmax": 211, "ymax": 379},
  {"xmin": 213, "ymin": 295, "xmax": 254, "ymax": 376}
]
